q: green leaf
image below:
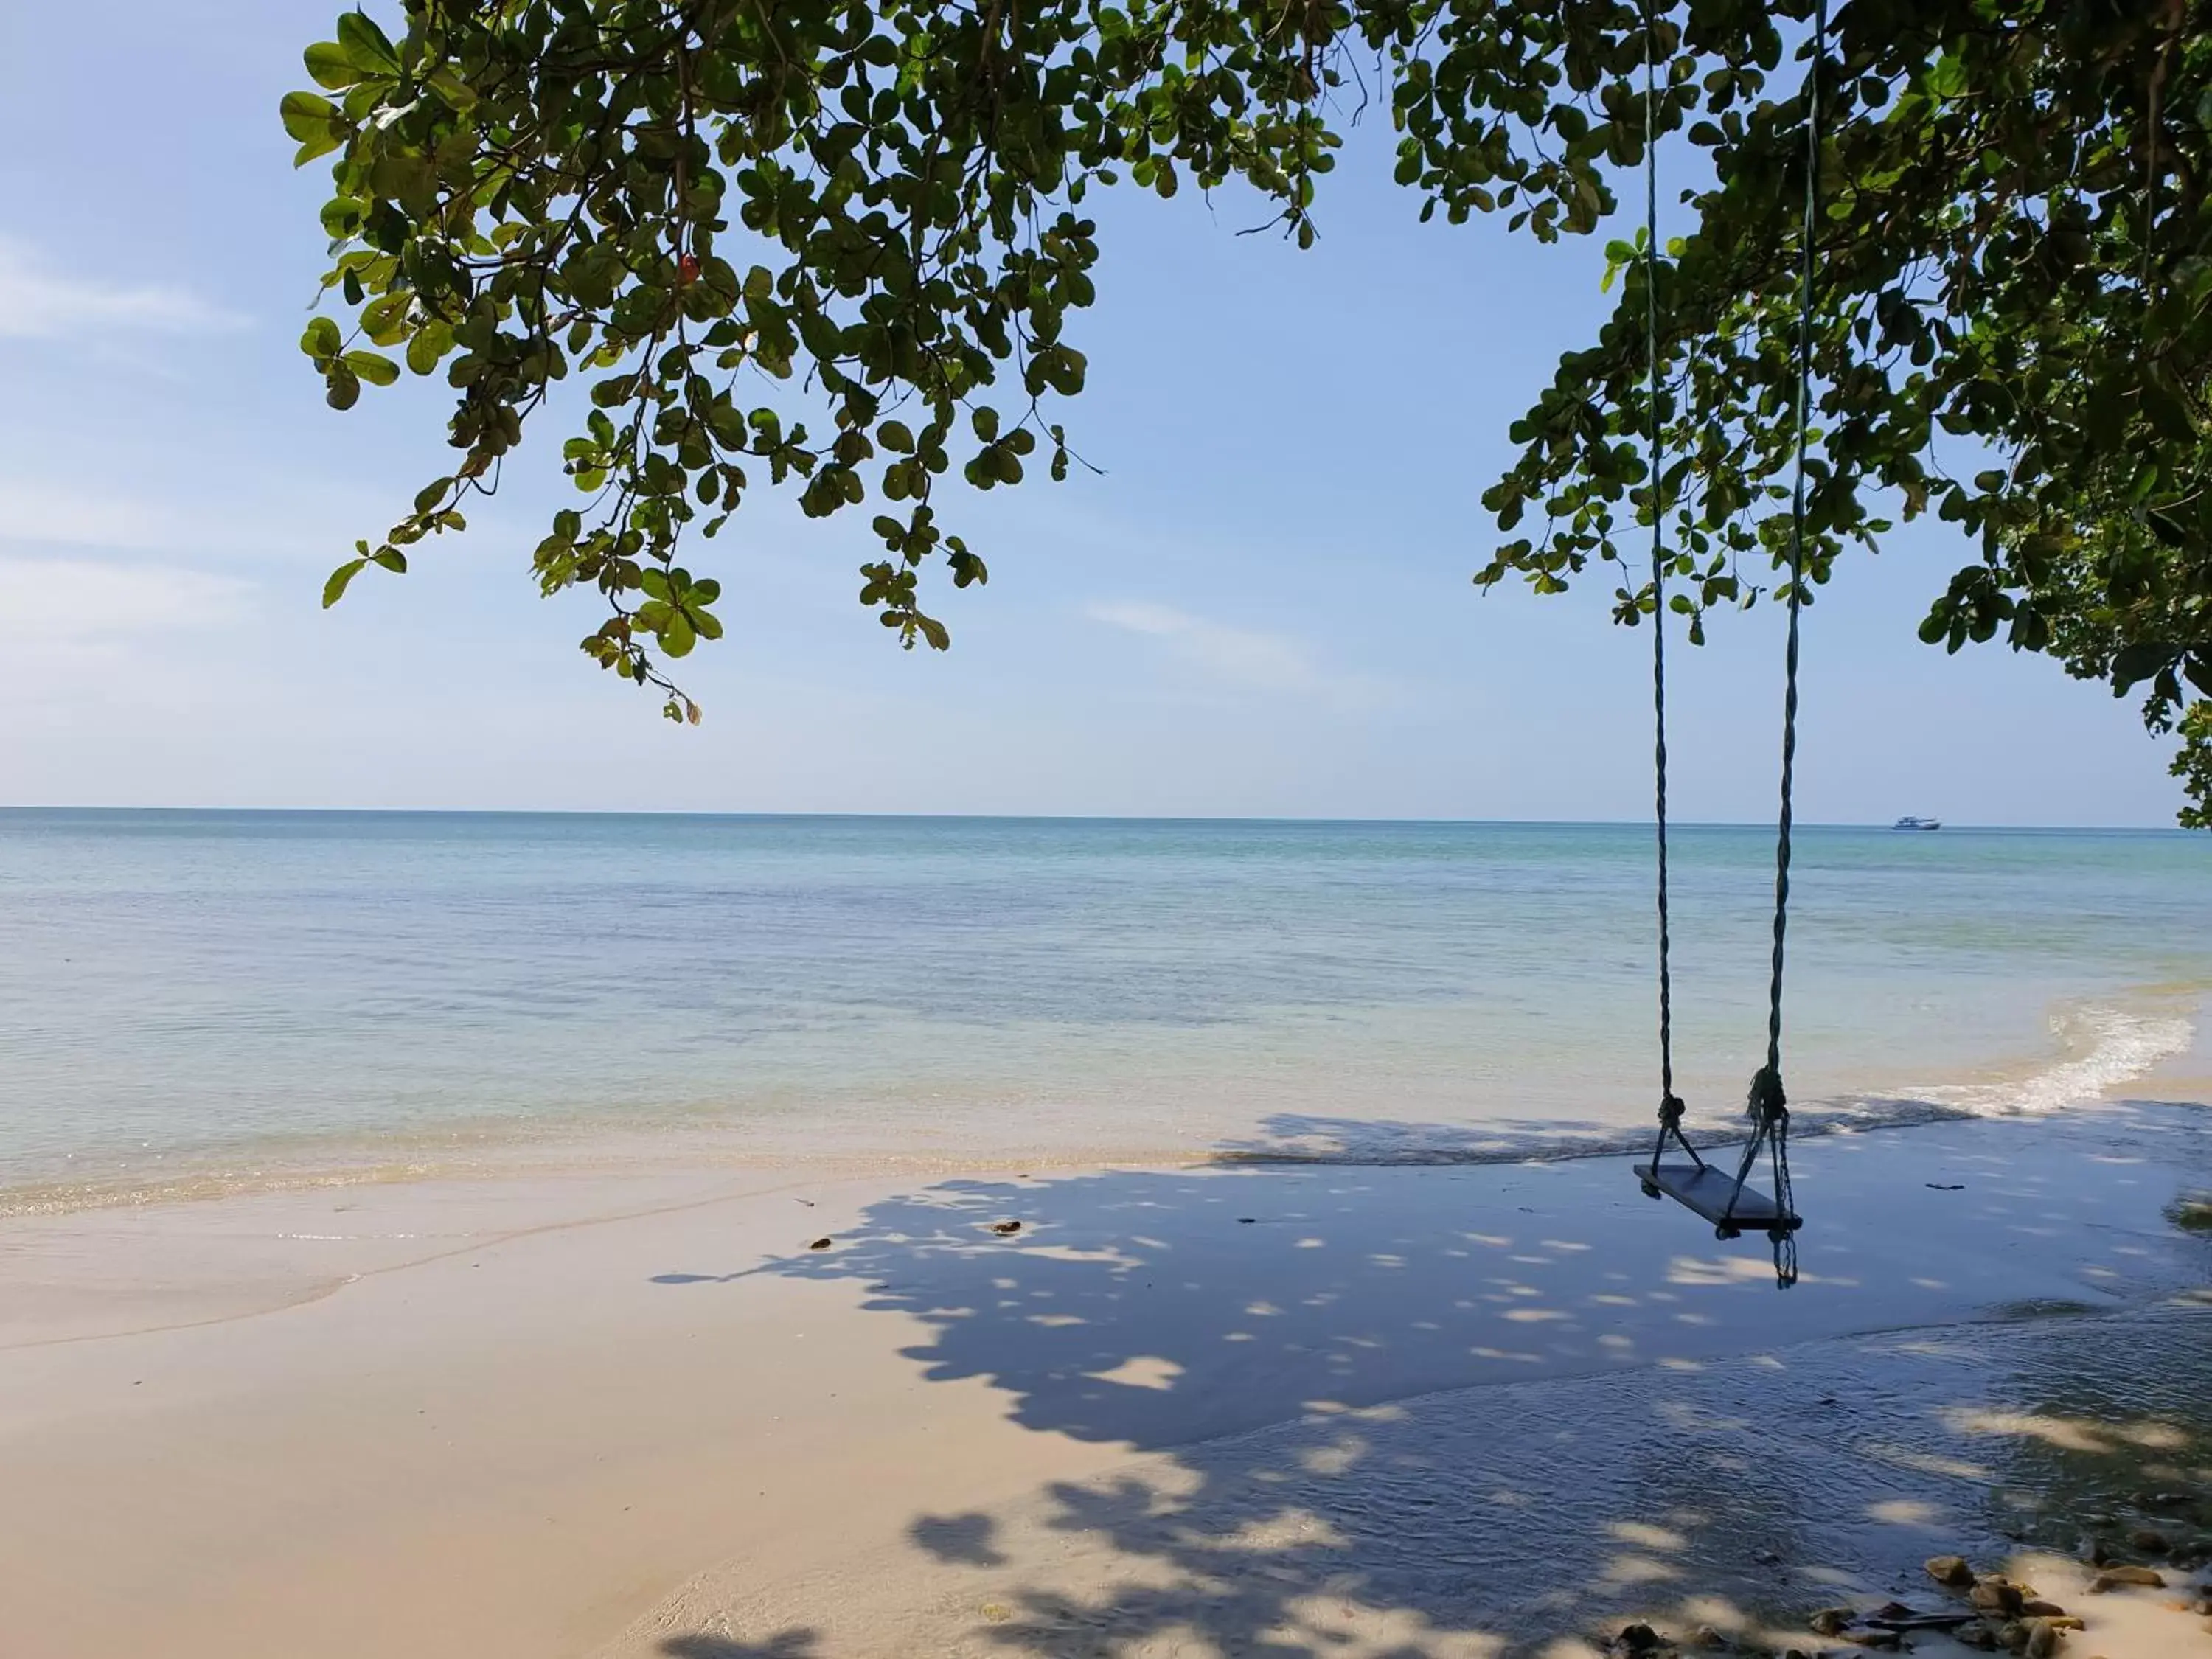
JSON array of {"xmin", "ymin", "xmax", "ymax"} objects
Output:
[
  {"xmin": 426, "ymin": 66, "xmax": 477, "ymax": 110},
  {"xmin": 319, "ymin": 196, "xmax": 366, "ymax": 239},
  {"xmin": 299, "ymin": 316, "xmax": 342, "ymax": 361},
  {"xmin": 359, "ymin": 293, "xmax": 411, "ymax": 346},
  {"xmin": 336, "ymin": 10, "xmax": 400, "ymax": 74},
  {"xmin": 2112, "ymin": 642, "xmax": 2174, "ymax": 692},
  {"xmin": 369, "ymin": 153, "xmax": 438, "ymax": 213},
  {"xmin": 280, "ymin": 90, "xmax": 344, "ymax": 146},
  {"xmin": 344, "ymin": 350, "xmax": 400, "ymax": 386},
  {"xmin": 303, "ymin": 41, "xmax": 358, "ymax": 90},
  {"xmin": 405, "ymin": 322, "xmax": 453, "ymax": 375},
  {"xmin": 322, "ymin": 557, "xmax": 367, "ymax": 608}
]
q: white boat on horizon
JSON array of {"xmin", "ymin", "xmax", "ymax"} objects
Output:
[{"xmin": 1891, "ymin": 815, "xmax": 1941, "ymax": 831}]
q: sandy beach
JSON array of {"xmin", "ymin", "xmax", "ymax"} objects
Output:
[
  {"xmin": 13, "ymin": 0, "xmax": 2212, "ymax": 1641},
  {"xmin": 4, "ymin": 1103, "xmax": 2211, "ymax": 1659}
]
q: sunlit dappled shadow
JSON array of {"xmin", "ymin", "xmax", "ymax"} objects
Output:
[{"xmin": 638, "ymin": 1106, "xmax": 2212, "ymax": 1656}]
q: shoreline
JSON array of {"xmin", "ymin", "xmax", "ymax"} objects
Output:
[
  {"xmin": 10, "ymin": 981, "xmax": 2205, "ymax": 1222},
  {"xmin": 0, "ymin": 1087, "xmax": 2161, "ymax": 1226},
  {"xmin": 4, "ymin": 1102, "xmax": 2210, "ymax": 1658}
]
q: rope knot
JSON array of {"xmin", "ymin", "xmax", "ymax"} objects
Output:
[
  {"xmin": 1658, "ymin": 1093, "xmax": 1686, "ymax": 1128},
  {"xmin": 1746, "ymin": 1065, "xmax": 1788, "ymax": 1125}
]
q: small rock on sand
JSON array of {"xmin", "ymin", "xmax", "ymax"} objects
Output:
[
  {"xmin": 807, "ymin": 1237, "xmax": 832, "ymax": 1250},
  {"xmin": 2022, "ymin": 1620, "xmax": 2060, "ymax": 1659},
  {"xmin": 988, "ymin": 1220, "xmax": 1022, "ymax": 1236},
  {"xmin": 1809, "ymin": 1607, "xmax": 1854, "ymax": 1635},
  {"xmin": 1972, "ymin": 1579, "xmax": 2025, "ymax": 1616},
  {"xmin": 1613, "ymin": 1622, "xmax": 1659, "ymax": 1653},
  {"xmin": 1927, "ymin": 1556, "xmax": 1977, "ymax": 1588},
  {"xmin": 2088, "ymin": 1566, "xmax": 2165, "ymax": 1590}
]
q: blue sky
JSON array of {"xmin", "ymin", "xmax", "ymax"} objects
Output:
[{"xmin": 0, "ymin": 2, "xmax": 2183, "ymax": 823}]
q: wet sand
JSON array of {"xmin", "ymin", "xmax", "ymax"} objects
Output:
[{"xmin": 4, "ymin": 1104, "xmax": 2211, "ymax": 1658}]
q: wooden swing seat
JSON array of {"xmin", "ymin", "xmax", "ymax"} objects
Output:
[{"xmin": 1635, "ymin": 1161, "xmax": 1801, "ymax": 1234}]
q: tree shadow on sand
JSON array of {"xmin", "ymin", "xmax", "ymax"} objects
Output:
[
  {"xmin": 661, "ymin": 1635, "xmax": 821, "ymax": 1659},
  {"xmin": 650, "ymin": 1107, "xmax": 2212, "ymax": 1658}
]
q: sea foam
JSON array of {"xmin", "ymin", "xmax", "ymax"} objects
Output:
[{"xmin": 1921, "ymin": 1001, "xmax": 2196, "ymax": 1118}]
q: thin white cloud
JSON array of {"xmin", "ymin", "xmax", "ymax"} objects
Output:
[
  {"xmin": 0, "ymin": 476, "xmax": 417, "ymax": 566},
  {"xmin": 0, "ymin": 238, "xmax": 249, "ymax": 341},
  {"xmin": 1085, "ymin": 599, "xmax": 1322, "ymax": 692},
  {"xmin": 0, "ymin": 556, "xmax": 254, "ymax": 639},
  {"xmin": 1085, "ymin": 599, "xmax": 1194, "ymax": 639},
  {"xmin": 0, "ymin": 478, "xmax": 176, "ymax": 551}
]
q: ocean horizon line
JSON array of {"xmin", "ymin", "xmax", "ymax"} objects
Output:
[{"xmin": 0, "ymin": 805, "xmax": 2190, "ymax": 835}]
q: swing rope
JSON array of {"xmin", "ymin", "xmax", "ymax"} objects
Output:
[
  {"xmin": 1642, "ymin": 0, "xmax": 1826, "ymax": 1289},
  {"xmin": 1737, "ymin": 0, "xmax": 1827, "ymax": 1290},
  {"xmin": 1644, "ymin": 0, "xmax": 1697, "ymax": 1180}
]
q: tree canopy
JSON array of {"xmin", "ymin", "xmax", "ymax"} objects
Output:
[{"xmin": 288, "ymin": 1, "xmax": 2212, "ymax": 821}]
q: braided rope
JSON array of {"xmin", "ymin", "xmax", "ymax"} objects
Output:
[
  {"xmin": 1644, "ymin": 0, "xmax": 1694, "ymax": 1179},
  {"xmin": 1734, "ymin": 0, "xmax": 1827, "ymax": 1291},
  {"xmin": 1765, "ymin": 0, "xmax": 1824, "ymax": 1096}
]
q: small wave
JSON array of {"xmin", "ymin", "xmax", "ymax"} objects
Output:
[
  {"xmin": 0, "ymin": 1161, "xmax": 451, "ymax": 1220},
  {"xmin": 1216, "ymin": 1001, "xmax": 2197, "ymax": 1169},
  {"xmin": 7, "ymin": 1004, "xmax": 2193, "ymax": 1208},
  {"xmin": 1918, "ymin": 1004, "xmax": 2195, "ymax": 1119}
]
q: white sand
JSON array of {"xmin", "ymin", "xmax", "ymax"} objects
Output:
[{"xmin": 3, "ymin": 1104, "xmax": 2211, "ymax": 1658}]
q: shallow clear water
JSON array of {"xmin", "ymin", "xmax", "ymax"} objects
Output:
[{"xmin": 1, "ymin": 810, "xmax": 2207, "ymax": 1204}]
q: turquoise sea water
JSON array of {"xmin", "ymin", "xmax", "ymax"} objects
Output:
[{"xmin": 1, "ymin": 811, "xmax": 2208, "ymax": 1208}]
